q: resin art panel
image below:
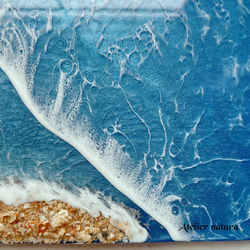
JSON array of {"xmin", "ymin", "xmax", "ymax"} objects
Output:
[{"xmin": 0, "ymin": 0, "xmax": 250, "ymax": 244}]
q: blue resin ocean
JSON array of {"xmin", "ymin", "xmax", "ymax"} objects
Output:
[{"xmin": 0, "ymin": 0, "xmax": 250, "ymax": 243}]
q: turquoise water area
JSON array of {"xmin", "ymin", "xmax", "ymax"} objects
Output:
[{"xmin": 0, "ymin": 0, "xmax": 250, "ymax": 242}]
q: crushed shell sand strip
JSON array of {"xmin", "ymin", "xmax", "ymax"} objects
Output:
[{"xmin": 0, "ymin": 200, "xmax": 128, "ymax": 243}]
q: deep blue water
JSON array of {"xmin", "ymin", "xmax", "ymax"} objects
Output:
[{"xmin": 0, "ymin": 0, "xmax": 250, "ymax": 242}]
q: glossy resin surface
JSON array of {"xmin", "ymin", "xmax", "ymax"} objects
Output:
[{"xmin": 0, "ymin": 0, "xmax": 250, "ymax": 243}]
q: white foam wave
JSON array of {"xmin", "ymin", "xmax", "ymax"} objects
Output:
[
  {"xmin": 0, "ymin": 2, "xmax": 196, "ymax": 241},
  {"xmin": 0, "ymin": 178, "xmax": 147, "ymax": 242}
]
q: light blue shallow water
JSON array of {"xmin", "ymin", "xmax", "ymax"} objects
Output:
[{"xmin": 0, "ymin": 0, "xmax": 250, "ymax": 242}]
